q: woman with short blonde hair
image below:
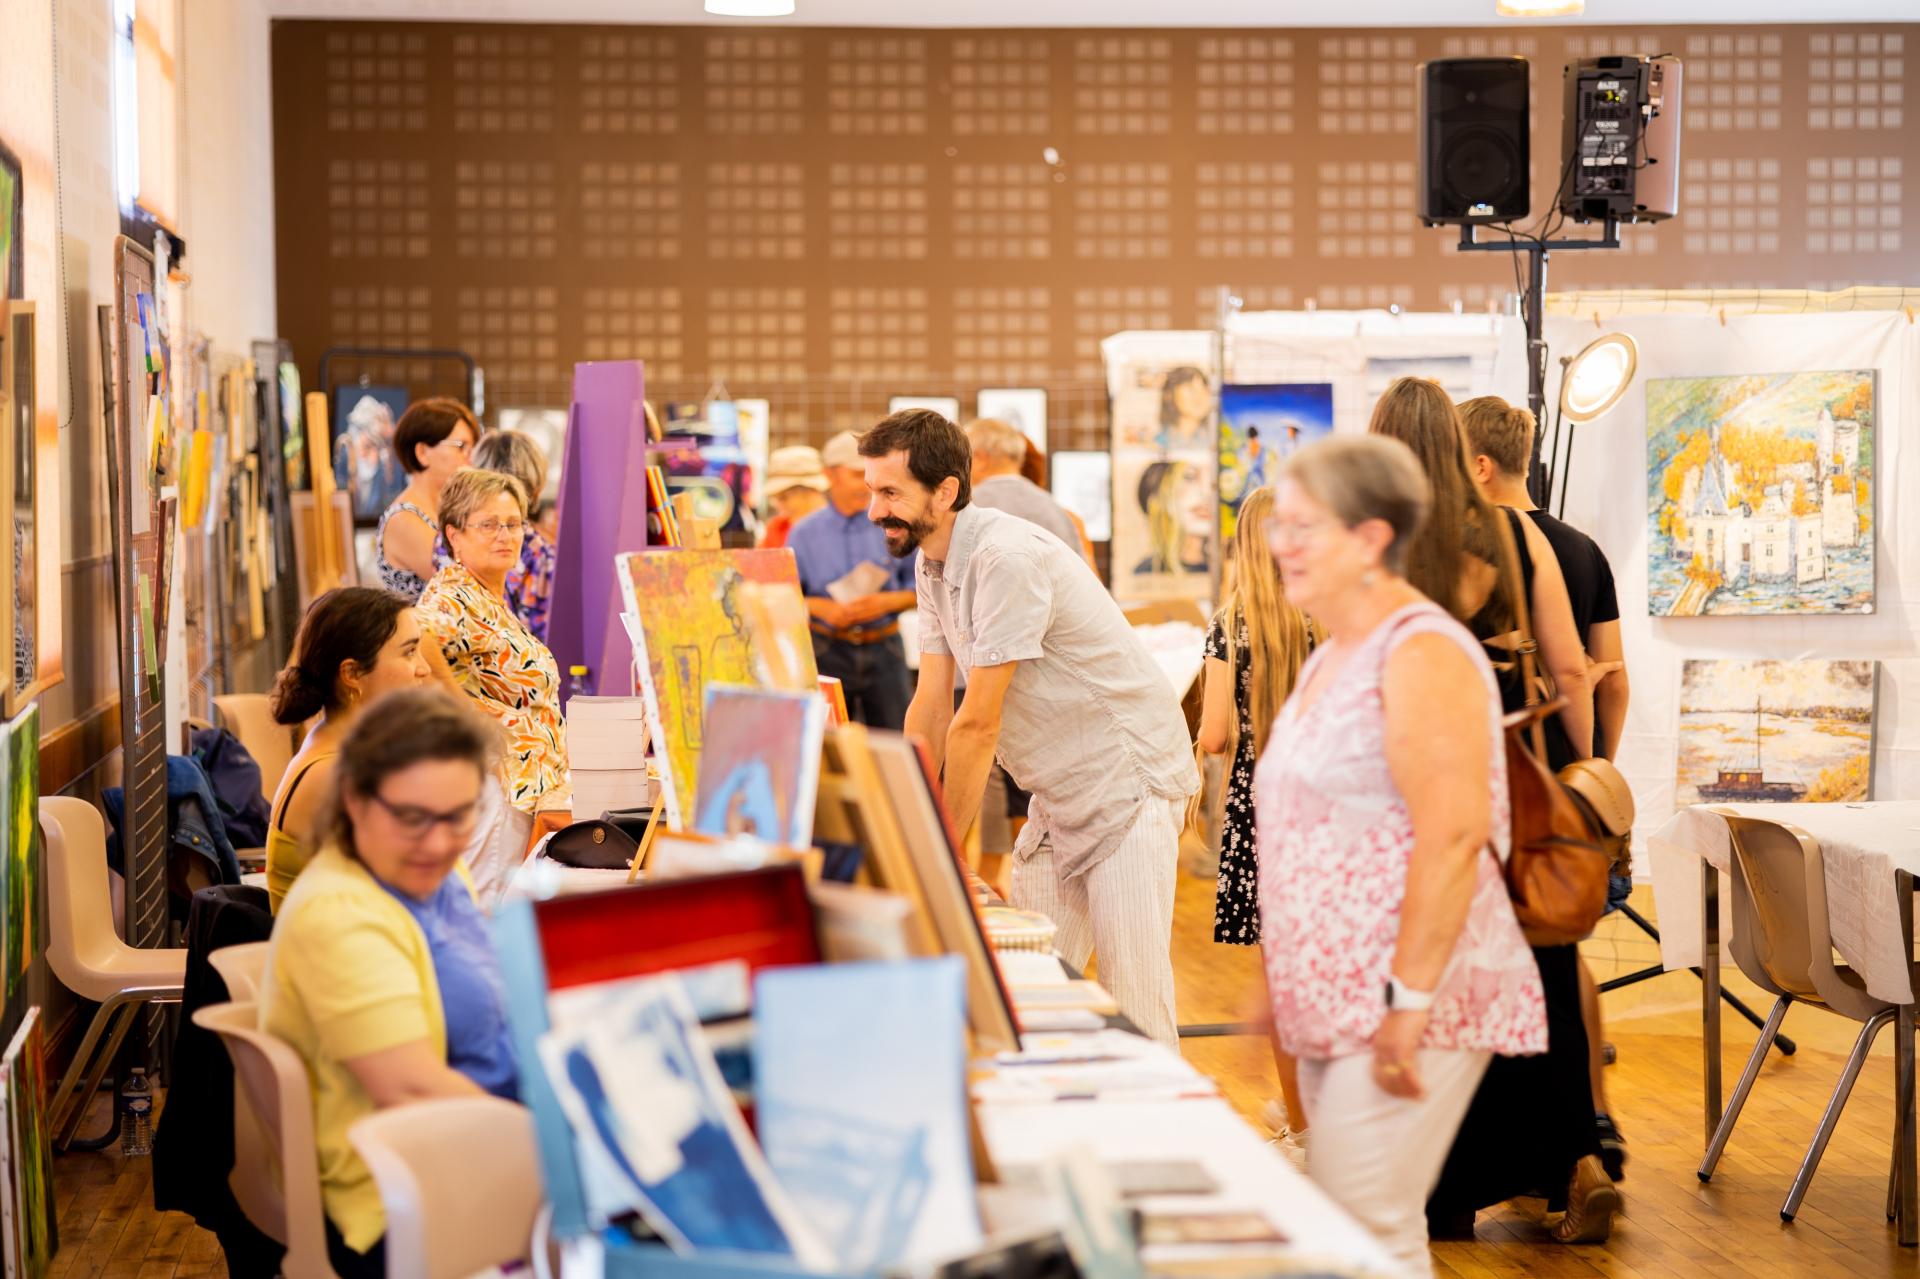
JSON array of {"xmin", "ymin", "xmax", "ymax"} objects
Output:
[{"xmin": 416, "ymin": 468, "xmax": 571, "ymax": 830}]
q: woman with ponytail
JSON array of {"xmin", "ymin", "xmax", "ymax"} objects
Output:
[
  {"xmin": 1197, "ymin": 485, "xmax": 1319, "ymax": 1166},
  {"xmin": 266, "ymin": 588, "xmax": 432, "ymax": 911}
]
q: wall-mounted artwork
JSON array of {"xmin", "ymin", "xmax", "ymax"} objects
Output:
[
  {"xmin": 0, "ymin": 305, "xmax": 36, "ymax": 714},
  {"xmin": 1218, "ymin": 382, "xmax": 1334, "ymax": 541},
  {"xmin": 0, "ymin": 139, "xmax": 20, "ymax": 308},
  {"xmin": 887, "ymin": 395, "xmax": 960, "ymax": 424},
  {"xmin": 497, "ymin": 406, "xmax": 569, "ymax": 515},
  {"xmin": 659, "ymin": 403, "xmax": 752, "ymax": 533},
  {"xmin": 1049, "ymin": 451, "xmax": 1111, "ymax": 544},
  {"xmin": 1676, "ymin": 659, "xmax": 1876, "ymax": 807},
  {"xmin": 974, "ymin": 388, "xmax": 1048, "ymax": 453},
  {"xmin": 618, "ymin": 549, "xmax": 818, "ymax": 831},
  {"xmin": 332, "ymin": 384, "xmax": 408, "ymax": 523},
  {"xmin": 1112, "ymin": 452, "xmax": 1212, "ymax": 601},
  {"xmin": 1647, "ymin": 370, "xmax": 1875, "ymax": 616},
  {"xmin": 1112, "ymin": 364, "xmax": 1215, "ymax": 454}
]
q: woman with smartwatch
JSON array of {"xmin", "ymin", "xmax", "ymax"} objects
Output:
[{"xmin": 1253, "ymin": 437, "xmax": 1545, "ymax": 1279}]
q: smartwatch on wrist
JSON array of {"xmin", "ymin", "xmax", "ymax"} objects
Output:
[{"xmin": 1385, "ymin": 975, "xmax": 1436, "ymax": 1013}]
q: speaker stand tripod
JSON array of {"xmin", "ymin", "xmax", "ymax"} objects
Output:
[{"xmin": 1452, "ymin": 214, "xmax": 1620, "ymax": 507}]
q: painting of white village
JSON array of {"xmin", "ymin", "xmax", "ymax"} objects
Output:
[{"xmin": 1646, "ymin": 370, "xmax": 1875, "ymax": 616}]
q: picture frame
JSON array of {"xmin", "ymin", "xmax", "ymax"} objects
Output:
[
  {"xmin": 974, "ymin": 388, "xmax": 1048, "ymax": 454},
  {"xmin": 1048, "ymin": 450, "xmax": 1112, "ymax": 543},
  {"xmin": 0, "ymin": 304, "xmax": 37, "ymax": 717},
  {"xmin": 0, "ymin": 137, "xmax": 20, "ymax": 308}
]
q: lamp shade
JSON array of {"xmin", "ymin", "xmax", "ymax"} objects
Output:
[
  {"xmin": 705, "ymin": 0, "xmax": 795, "ymax": 13},
  {"xmin": 1559, "ymin": 332, "xmax": 1639, "ymax": 424},
  {"xmin": 1496, "ymin": 0, "xmax": 1584, "ymax": 15}
]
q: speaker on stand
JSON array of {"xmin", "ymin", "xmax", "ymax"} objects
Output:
[{"xmin": 1417, "ymin": 57, "xmax": 1531, "ymax": 225}]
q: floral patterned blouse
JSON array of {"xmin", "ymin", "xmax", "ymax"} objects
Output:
[
  {"xmin": 1254, "ymin": 602, "xmax": 1545, "ymax": 1061},
  {"xmin": 504, "ymin": 527, "xmax": 556, "ymax": 644},
  {"xmin": 416, "ymin": 561, "xmax": 571, "ymax": 813}
]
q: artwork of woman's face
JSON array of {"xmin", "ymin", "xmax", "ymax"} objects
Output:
[
  {"xmin": 1174, "ymin": 376, "xmax": 1214, "ymax": 422},
  {"xmin": 1172, "ymin": 461, "xmax": 1212, "ymax": 538}
]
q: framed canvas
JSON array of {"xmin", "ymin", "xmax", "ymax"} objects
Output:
[
  {"xmin": 1647, "ymin": 370, "xmax": 1875, "ymax": 616},
  {"xmin": 975, "ymin": 388, "xmax": 1048, "ymax": 453},
  {"xmin": 1049, "ymin": 451, "xmax": 1112, "ymax": 543},
  {"xmin": 1112, "ymin": 451, "xmax": 1213, "ymax": 602},
  {"xmin": 864, "ymin": 730, "xmax": 1020, "ymax": 1053},
  {"xmin": 0, "ymin": 304, "xmax": 37, "ymax": 716},
  {"xmin": 0, "ymin": 138, "xmax": 19, "ymax": 307},
  {"xmin": 1676, "ymin": 659, "xmax": 1877, "ymax": 806},
  {"xmin": 1217, "ymin": 383, "xmax": 1334, "ymax": 541},
  {"xmin": 331, "ymin": 383, "xmax": 408, "ymax": 525},
  {"xmin": 888, "ymin": 395, "xmax": 960, "ymax": 424},
  {"xmin": 693, "ymin": 685, "xmax": 827, "ymax": 850}
]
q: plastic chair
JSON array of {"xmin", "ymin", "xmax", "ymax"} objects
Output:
[
  {"xmin": 215, "ymin": 693, "xmax": 299, "ymax": 803},
  {"xmin": 1696, "ymin": 811, "xmax": 1905, "ymax": 1221},
  {"xmin": 349, "ymin": 1097, "xmax": 543, "ymax": 1279},
  {"xmin": 193, "ymin": 1000, "xmax": 342, "ymax": 1279},
  {"xmin": 41, "ymin": 796, "xmax": 188, "ymax": 1149},
  {"xmin": 209, "ymin": 941, "xmax": 272, "ymax": 1002}
]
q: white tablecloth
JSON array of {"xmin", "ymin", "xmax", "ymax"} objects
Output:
[{"xmin": 1648, "ymin": 801, "xmax": 1920, "ymax": 1003}]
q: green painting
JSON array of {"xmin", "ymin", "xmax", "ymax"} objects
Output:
[
  {"xmin": 1, "ymin": 1008, "xmax": 55, "ymax": 1278},
  {"xmin": 5, "ymin": 705, "xmax": 33, "ymax": 1002},
  {"xmin": 1646, "ymin": 370, "xmax": 1875, "ymax": 616},
  {"xmin": 0, "ymin": 138, "xmax": 20, "ymax": 303}
]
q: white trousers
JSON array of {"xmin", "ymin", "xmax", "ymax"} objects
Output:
[
  {"xmin": 1298, "ymin": 1049, "xmax": 1491, "ymax": 1279},
  {"xmin": 1010, "ymin": 798, "xmax": 1181, "ymax": 1047}
]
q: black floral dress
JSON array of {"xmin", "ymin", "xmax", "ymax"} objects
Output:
[{"xmin": 1206, "ymin": 614, "xmax": 1260, "ymax": 945}]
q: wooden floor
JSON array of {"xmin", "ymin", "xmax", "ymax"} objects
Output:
[
  {"xmin": 45, "ymin": 867, "xmax": 1920, "ymax": 1278},
  {"xmin": 1169, "ymin": 865, "xmax": 1920, "ymax": 1278}
]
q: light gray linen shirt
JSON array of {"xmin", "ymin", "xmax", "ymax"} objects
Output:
[
  {"xmin": 917, "ymin": 504, "xmax": 1199, "ymax": 879},
  {"xmin": 971, "ymin": 474, "xmax": 1085, "ymax": 557}
]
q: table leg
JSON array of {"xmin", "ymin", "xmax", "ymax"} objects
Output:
[
  {"xmin": 1898, "ymin": 871, "xmax": 1916, "ymax": 1245},
  {"xmin": 1704, "ymin": 857, "xmax": 1722, "ymax": 1149}
]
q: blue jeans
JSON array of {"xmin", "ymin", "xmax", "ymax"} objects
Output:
[
  {"xmin": 812, "ymin": 633, "xmax": 912, "ymax": 730},
  {"xmin": 1602, "ymin": 872, "xmax": 1633, "ymax": 916}
]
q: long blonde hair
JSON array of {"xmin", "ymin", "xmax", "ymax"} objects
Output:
[{"xmin": 1217, "ymin": 486, "xmax": 1314, "ymax": 757}]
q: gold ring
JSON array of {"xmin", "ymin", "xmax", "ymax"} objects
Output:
[{"xmin": 1379, "ymin": 1062, "xmax": 1405, "ymax": 1074}]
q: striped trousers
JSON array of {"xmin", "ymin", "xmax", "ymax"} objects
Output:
[{"xmin": 1010, "ymin": 798, "xmax": 1182, "ymax": 1047}]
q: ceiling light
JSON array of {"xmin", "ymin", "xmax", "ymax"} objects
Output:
[
  {"xmin": 705, "ymin": 0, "xmax": 795, "ymax": 15},
  {"xmin": 1496, "ymin": 0, "xmax": 1584, "ymax": 15},
  {"xmin": 1560, "ymin": 333, "xmax": 1638, "ymax": 423}
]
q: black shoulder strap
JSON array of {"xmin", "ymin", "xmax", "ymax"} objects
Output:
[{"xmin": 272, "ymin": 755, "xmax": 332, "ymax": 831}]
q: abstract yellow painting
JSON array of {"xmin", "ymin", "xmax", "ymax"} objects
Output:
[{"xmin": 618, "ymin": 549, "xmax": 818, "ymax": 829}]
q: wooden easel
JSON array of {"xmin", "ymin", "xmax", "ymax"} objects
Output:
[{"xmin": 670, "ymin": 493, "xmax": 721, "ymax": 550}]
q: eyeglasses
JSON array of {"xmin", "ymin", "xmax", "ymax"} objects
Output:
[
  {"xmin": 1263, "ymin": 517, "xmax": 1336, "ymax": 548},
  {"xmin": 438, "ymin": 437, "xmax": 472, "ymax": 456},
  {"xmin": 463, "ymin": 518, "xmax": 527, "ymax": 541},
  {"xmin": 367, "ymin": 791, "xmax": 480, "ymax": 840}
]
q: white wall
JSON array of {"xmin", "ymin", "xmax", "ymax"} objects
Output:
[{"xmin": 1546, "ymin": 309, "xmax": 1920, "ymax": 846}]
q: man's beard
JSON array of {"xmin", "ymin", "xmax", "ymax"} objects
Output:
[{"xmin": 877, "ymin": 514, "xmax": 933, "ymax": 559}]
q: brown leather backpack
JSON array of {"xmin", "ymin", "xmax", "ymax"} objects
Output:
[{"xmin": 1490, "ymin": 512, "xmax": 1612, "ymax": 947}]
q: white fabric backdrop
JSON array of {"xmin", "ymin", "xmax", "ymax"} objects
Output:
[{"xmin": 1543, "ymin": 309, "xmax": 1920, "ymax": 863}]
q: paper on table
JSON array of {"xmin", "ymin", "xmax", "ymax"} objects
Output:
[
  {"xmin": 826, "ymin": 560, "xmax": 890, "ymax": 604},
  {"xmin": 997, "ymin": 952, "xmax": 1069, "ymax": 987}
]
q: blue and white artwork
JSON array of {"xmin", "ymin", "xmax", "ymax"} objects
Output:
[
  {"xmin": 1217, "ymin": 383, "xmax": 1334, "ymax": 540},
  {"xmin": 538, "ymin": 974, "xmax": 829, "ymax": 1265},
  {"xmin": 754, "ymin": 958, "xmax": 981, "ymax": 1271}
]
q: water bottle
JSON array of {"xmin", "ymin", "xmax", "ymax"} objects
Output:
[
  {"xmin": 568, "ymin": 665, "xmax": 590, "ymax": 698},
  {"xmin": 119, "ymin": 1068, "xmax": 153, "ymax": 1157}
]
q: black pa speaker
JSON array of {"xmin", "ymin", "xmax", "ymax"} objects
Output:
[{"xmin": 1417, "ymin": 58, "xmax": 1530, "ymax": 226}]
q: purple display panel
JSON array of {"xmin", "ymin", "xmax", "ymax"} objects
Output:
[{"xmin": 548, "ymin": 360, "xmax": 652, "ymax": 704}]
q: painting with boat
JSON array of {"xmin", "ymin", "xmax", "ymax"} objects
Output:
[{"xmin": 1676, "ymin": 659, "xmax": 1877, "ymax": 807}]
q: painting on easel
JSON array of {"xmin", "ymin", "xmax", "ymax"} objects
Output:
[{"xmin": 618, "ymin": 549, "xmax": 817, "ymax": 830}]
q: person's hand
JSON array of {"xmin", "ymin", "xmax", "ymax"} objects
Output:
[
  {"xmin": 1371, "ymin": 1009, "xmax": 1429, "ymax": 1099},
  {"xmin": 842, "ymin": 594, "xmax": 891, "ymax": 625},
  {"xmin": 813, "ymin": 600, "xmax": 853, "ymax": 630},
  {"xmin": 1588, "ymin": 658, "xmax": 1625, "ymax": 682}
]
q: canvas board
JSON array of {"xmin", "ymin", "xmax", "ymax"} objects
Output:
[
  {"xmin": 975, "ymin": 388, "xmax": 1048, "ymax": 453},
  {"xmin": 1217, "ymin": 383, "xmax": 1334, "ymax": 541},
  {"xmin": 693, "ymin": 685, "xmax": 826, "ymax": 850},
  {"xmin": 1646, "ymin": 370, "xmax": 1875, "ymax": 616},
  {"xmin": 617, "ymin": 549, "xmax": 817, "ymax": 830},
  {"xmin": 1675, "ymin": 659, "xmax": 1877, "ymax": 807},
  {"xmin": 1049, "ymin": 451, "xmax": 1111, "ymax": 544}
]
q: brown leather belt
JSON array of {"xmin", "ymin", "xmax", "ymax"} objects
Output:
[{"xmin": 812, "ymin": 622, "xmax": 901, "ymax": 646}]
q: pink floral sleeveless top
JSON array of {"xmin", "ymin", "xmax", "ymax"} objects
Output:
[{"xmin": 1254, "ymin": 603, "xmax": 1546, "ymax": 1061}]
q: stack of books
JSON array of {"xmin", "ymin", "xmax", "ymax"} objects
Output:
[{"xmin": 564, "ymin": 695, "xmax": 657, "ymax": 818}]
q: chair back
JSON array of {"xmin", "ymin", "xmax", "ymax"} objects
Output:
[
  {"xmin": 1720, "ymin": 811, "xmax": 1823, "ymax": 1001},
  {"xmin": 215, "ymin": 693, "xmax": 298, "ymax": 802},
  {"xmin": 193, "ymin": 1001, "xmax": 341, "ymax": 1279},
  {"xmin": 41, "ymin": 797, "xmax": 134, "ymax": 1001},
  {"xmin": 349, "ymin": 1097, "xmax": 543, "ymax": 1279},
  {"xmin": 209, "ymin": 941, "xmax": 272, "ymax": 1002}
]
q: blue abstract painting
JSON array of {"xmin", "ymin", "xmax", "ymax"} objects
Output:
[{"xmin": 1217, "ymin": 383, "xmax": 1334, "ymax": 539}]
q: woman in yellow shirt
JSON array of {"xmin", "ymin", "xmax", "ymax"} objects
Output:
[
  {"xmin": 261, "ymin": 688, "xmax": 519, "ymax": 1279},
  {"xmin": 265, "ymin": 588, "xmax": 432, "ymax": 912}
]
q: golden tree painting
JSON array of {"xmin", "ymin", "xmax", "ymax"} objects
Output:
[
  {"xmin": 1676, "ymin": 659, "xmax": 1876, "ymax": 807},
  {"xmin": 1646, "ymin": 370, "xmax": 1875, "ymax": 616}
]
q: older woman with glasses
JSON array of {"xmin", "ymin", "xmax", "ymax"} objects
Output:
[
  {"xmin": 416, "ymin": 468, "xmax": 572, "ymax": 837},
  {"xmin": 261, "ymin": 688, "xmax": 519, "ymax": 1279}
]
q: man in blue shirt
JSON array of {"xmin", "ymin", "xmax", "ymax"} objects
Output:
[{"xmin": 787, "ymin": 431, "xmax": 917, "ymax": 728}]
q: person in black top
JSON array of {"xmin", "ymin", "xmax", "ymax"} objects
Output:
[{"xmin": 1461, "ymin": 395, "xmax": 1633, "ymax": 1185}]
